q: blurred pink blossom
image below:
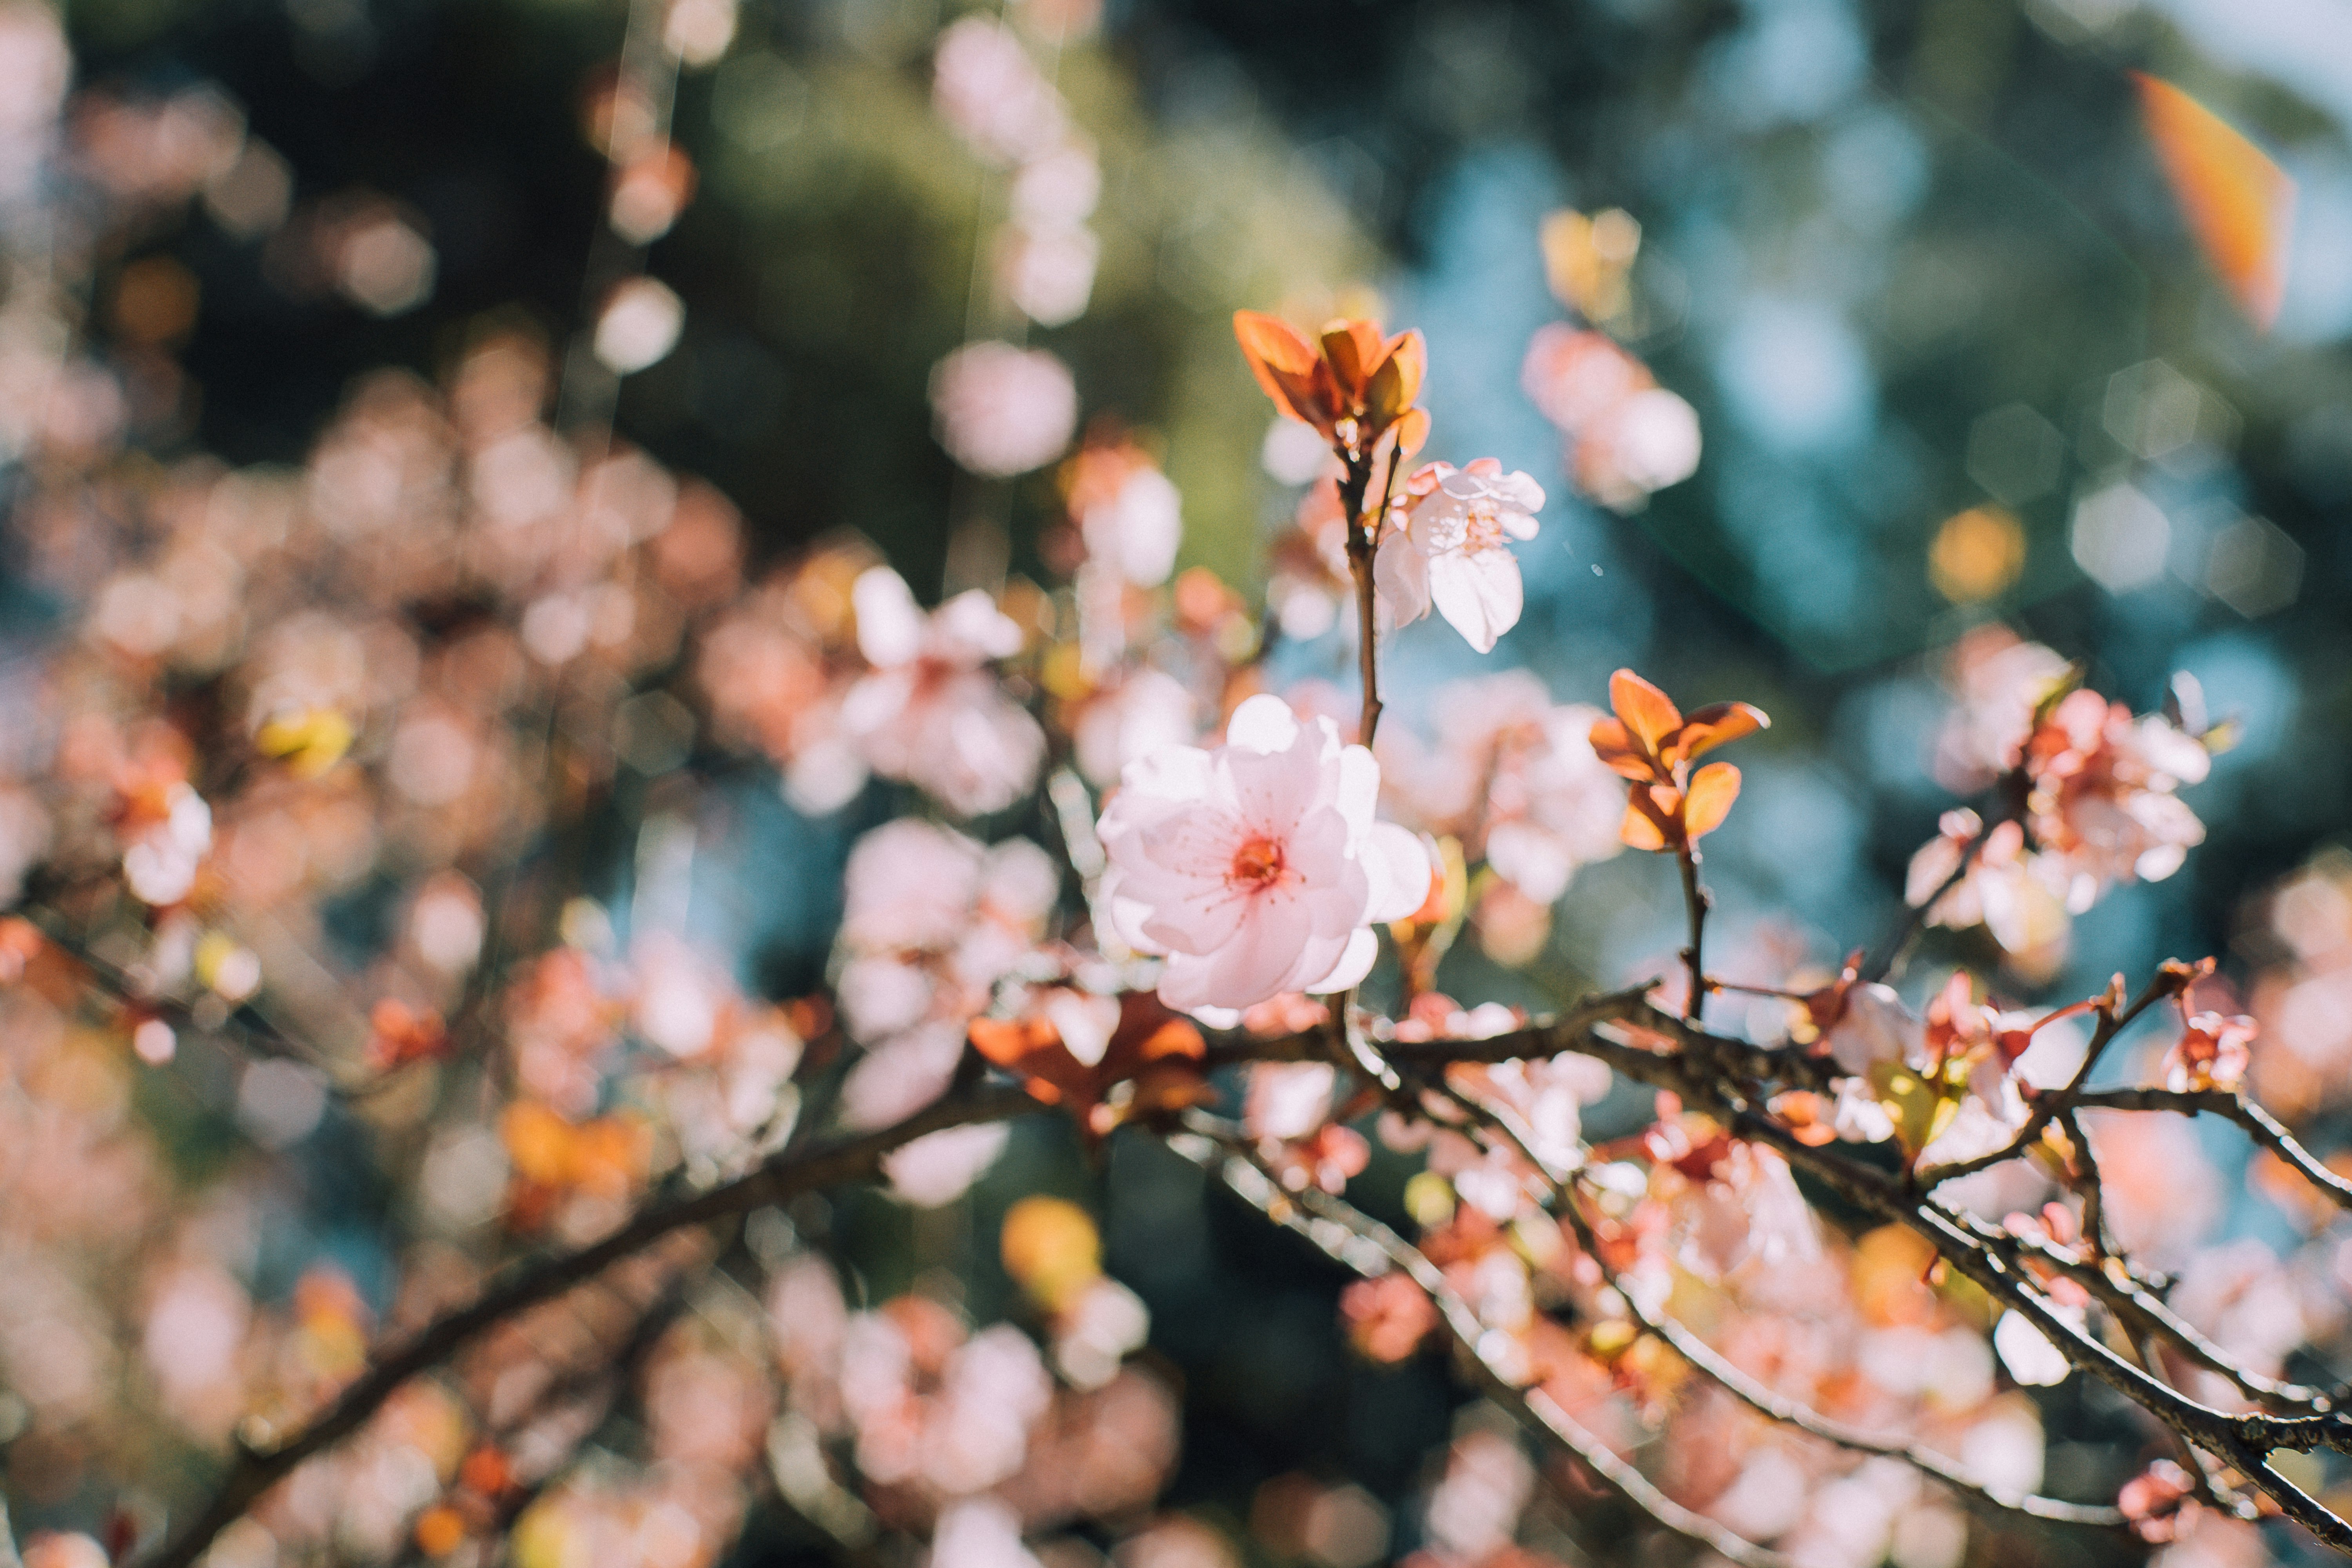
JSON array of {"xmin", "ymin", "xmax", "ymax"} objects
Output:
[{"xmin": 930, "ymin": 342, "xmax": 1077, "ymax": 477}]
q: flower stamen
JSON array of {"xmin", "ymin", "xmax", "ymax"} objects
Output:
[{"xmin": 1229, "ymin": 835, "xmax": 1287, "ymax": 889}]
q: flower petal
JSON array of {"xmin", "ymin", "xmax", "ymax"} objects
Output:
[
  {"xmin": 1427, "ymin": 546, "xmax": 1523, "ymax": 655},
  {"xmin": 1374, "ymin": 528, "xmax": 1431, "ymax": 630},
  {"xmin": 1226, "ymin": 692, "xmax": 1301, "ymax": 755},
  {"xmin": 1334, "ymin": 744, "xmax": 1380, "ymax": 834},
  {"xmin": 1155, "ymin": 892, "xmax": 1317, "ymax": 1013},
  {"xmin": 852, "ymin": 567, "xmax": 926, "ymax": 668},
  {"xmin": 1305, "ymin": 927, "xmax": 1379, "ymax": 995},
  {"xmin": 1361, "ymin": 822, "xmax": 1433, "ymax": 924}
]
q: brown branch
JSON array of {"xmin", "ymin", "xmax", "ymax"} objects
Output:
[
  {"xmin": 1339, "ymin": 441, "xmax": 1401, "ymax": 749},
  {"xmin": 1730, "ymin": 1112, "xmax": 2352, "ymax": 1547},
  {"xmin": 1677, "ymin": 845, "xmax": 1710, "ymax": 1023},
  {"xmin": 1964, "ymin": 1206, "xmax": 2332, "ymax": 1412},
  {"xmin": 140, "ymin": 1082, "xmax": 1041, "ymax": 1568},
  {"xmin": 1432, "ymin": 1078, "xmax": 2125, "ymax": 1528},
  {"xmin": 1174, "ymin": 1122, "xmax": 1800, "ymax": 1568},
  {"xmin": 2069, "ymin": 1087, "xmax": 2352, "ymax": 1212},
  {"xmin": 1913, "ymin": 972, "xmax": 2182, "ymax": 1187}
]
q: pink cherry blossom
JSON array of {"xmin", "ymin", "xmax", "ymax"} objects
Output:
[
  {"xmin": 2023, "ymin": 688, "xmax": 2210, "ymax": 897},
  {"xmin": 1097, "ymin": 694, "xmax": 1429, "ymax": 1019},
  {"xmin": 1373, "ymin": 459, "xmax": 1543, "ymax": 654},
  {"xmin": 928, "ymin": 341, "xmax": 1077, "ymax": 477},
  {"xmin": 1572, "ymin": 387, "xmax": 1701, "ymax": 510},
  {"xmin": 842, "ymin": 567, "xmax": 1046, "ymax": 817},
  {"xmin": 1379, "ymin": 670, "xmax": 1622, "ymax": 904},
  {"xmin": 1073, "ymin": 667, "xmax": 1198, "ymax": 788}
]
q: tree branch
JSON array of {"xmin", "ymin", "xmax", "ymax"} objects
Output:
[
  {"xmin": 140, "ymin": 1082, "xmax": 1040, "ymax": 1568},
  {"xmin": 1431, "ymin": 1077, "xmax": 2126, "ymax": 1528},
  {"xmin": 1171, "ymin": 1122, "xmax": 1801, "ymax": 1568},
  {"xmin": 2069, "ymin": 1087, "xmax": 2352, "ymax": 1212}
]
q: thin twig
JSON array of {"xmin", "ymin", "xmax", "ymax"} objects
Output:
[
  {"xmin": 1176, "ymin": 1123, "xmax": 1799, "ymax": 1568},
  {"xmin": 1862, "ymin": 801, "xmax": 2001, "ymax": 985},
  {"xmin": 1433, "ymin": 1079, "xmax": 2125, "ymax": 1528},
  {"xmin": 1914, "ymin": 972, "xmax": 2180, "ymax": 1187},
  {"xmin": 2069, "ymin": 1087, "xmax": 2352, "ymax": 1212},
  {"xmin": 1676, "ymin": 846, "xmax": 1709, "ymax": 1023}
]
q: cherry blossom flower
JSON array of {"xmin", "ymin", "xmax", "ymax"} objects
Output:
[
  {"xmin": 2162, "ymin": 1006, "xmax": 2256, "ymax": 1094},
  {"xmin": 121, "ymin": 782, "xmax": 212, "ymax": 906},
  {"xmin": 1379, "ymin": 670, "xmax": 1622, "ymax": 904},
  {"xmin": 2022, "ymin": 688, "xmax": 2209, "ymax": 899},
  {"xmin": 1373, "ymin": 459, "xmax": 1545, "ymax": 654},
  {"xmin": 1073, "ymin": 668, "xmax": 1197, "ymax": 788},
  {"xmin": 842, "ymin": 567, "xmax": 1045, "ymax": 817},
  {"xmin": 931, "ymin": 18, "xmax": 1066, "ymax": 165},
  {"xmin": 1097, "ymin": 694, "xmax": 1429, "ymax": 1020},
  {"xmin": 1061, "ymin": 434, "xmax": 1181, "ymax": 587},
  {"xmin": 1520, "ymin": 324, "xmax": 1650, "ymax": 432},
  {"xmin": 1572, "ymin": 387, "xmax": 1702, "ymax": 510},
  {"xmin": 929, "ymin": 342, "xmax": 1078, "ymax": 477},
  {"xmin": 1931, "ymin": 626, "xmax": 2073, "ymax": 793}
]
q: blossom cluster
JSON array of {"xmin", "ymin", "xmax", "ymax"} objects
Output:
[
  {"xmin": 1902, "ymin": 628, "xmax": 2214, "ymax": 980},
  {"xmin": 0, "ymin": 6, "xmax": 2342, "ymax": 1568}
]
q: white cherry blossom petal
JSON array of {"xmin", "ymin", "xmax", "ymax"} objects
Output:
[
  {"xmin": 851, "ymin": 567, "xmax": 926, "ymax": 667},
  {"xmin": 1225, "ymin": 692, "xmax": 1301, "ymax": 754},
  {"xmin": 1306, "ymin": 926, "xmax": 1379, "ymax": 995},
  {"xmin": 1361, "ymin": 821, "xmax": 1433, "ymax": 924},
  {"xmin": 1426, "ymin": 547, "xmax": 1523, "ymax": 655}
]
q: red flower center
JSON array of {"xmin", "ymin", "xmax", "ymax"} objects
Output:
[{"xmin": 1229, "ymin": 835, "xmax": 1286, "ymax": 889}]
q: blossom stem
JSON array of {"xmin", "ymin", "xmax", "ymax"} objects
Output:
[
  {"xmin": 1677, "ymin": 844, "xmax": 1709, "ymax": 1023},
  {"xmin": 1337, "ymin": 440, "xmax": 1405, "ymax": 748}
]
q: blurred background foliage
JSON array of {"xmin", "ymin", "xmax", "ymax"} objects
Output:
[
  {"xmin": 31, "ymin": 0, "xmax": 2352, "ymax": 1557},
  {"xmin": 59, "ymin": 0, "xmax": 2352, "ymax": 1034}
]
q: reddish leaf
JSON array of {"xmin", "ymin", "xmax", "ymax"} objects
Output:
[
  {"xmin": 1619, "ymin": 791, "xmax": 1673, "ymax": 852},
  {"xmin": 1587, "ymin": 715, "xmax": 1657, "ymax": 782},
  {"xmin": 1383, "ymin": 330, "xmax": 1426, "ymax": 408},
  {"xmin": 1365, "ymin": 330, "xmax": 1426, "ymax": 427},
  {"xmin": 1608, "ymin": 668, "xmax": 1683, "ymax": 753},
  {"xmin": 1681, "ymin": 762, "xmax": 1742, "ymax": 840},
  {"xmin": 969, "ymin": 1015, "xmax": 1080, "ymax": 1106},
  {"xmin": 1668, "ymin": 701, "xmax": 1770, "ymax": 768},
  {"xmin": 1391, "ymin": 406, "xmax": 1432, "ymax": 458},
  {"xmin": 1234, "ymin": 311, "xmax": 1327, "ymax": 427},
  {"xmin": 1320, "ymin": 319, "xmax": 1386, "ymax": 397},
  {"xmin": 971, "ymin": 993, "xmax": 1209, "ymax": 1140}
]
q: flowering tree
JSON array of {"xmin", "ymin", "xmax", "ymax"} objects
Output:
[{"xmin": 3, "ymin": 5, "xmax": 2350, "ymax": 1568}]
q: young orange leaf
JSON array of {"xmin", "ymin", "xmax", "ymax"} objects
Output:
[
  {"xmin": 1234, "ymin": 311, "xmax": 1325, "ymax": 424},
  {"xmin": 1320, "ymin": 319, "xmax": 1385, "ymax": 395},
  {"xmin": 1588, "ymin": 716, "xmax": 1656, "ymax": 781},
  {"xmin": 2133, "ymin": 73, "xmax": 2295, "ymax": 329},
  {"xmin": 1670, "ymin": 701, "xmax": 1770, "ymax": 767},
  {"xmin": 1681, "ymin": 762, "xmax": 1742, "ymax": 840},
  {"xmin": 1619, "ymin": 793, "xmax": 1673, "ymax": 851},
  {"xmin": 1383, "ymin": 330, "xmax": 1425, "ymax": 406},
  {"xmin": 1391, "ymin": 406, "xmax": 1432, "ymax": 457},
  {"xmin": 1608, "ymin": 668, "xmax": 1683, "ymax": 753}
]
